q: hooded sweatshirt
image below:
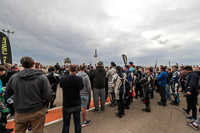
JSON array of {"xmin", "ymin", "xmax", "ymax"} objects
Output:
[
  {"xmin": 5, "ymin": 69, "xmax": 52, "ymax": 113},
  {"xmin": 76, "ymin": 71, "xmax": 91, "ymax": 95}
]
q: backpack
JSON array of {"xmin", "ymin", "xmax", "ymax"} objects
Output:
[
  {"xmin": 119, "ymin": 78, "xmax": 125, "ymax": 94},
  {"xmin": 114, "ymin": 75, "xmax": 125, "ymax": 94}
]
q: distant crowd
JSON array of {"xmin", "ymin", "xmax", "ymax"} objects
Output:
[{"xmin": 0, "ymin": 56, "xmax": 200, "ymax": 133}]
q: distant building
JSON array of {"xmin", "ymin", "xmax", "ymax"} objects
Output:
[{"xmin": 94, "ymin": 49, "xmax": 98, "ymax": 66}]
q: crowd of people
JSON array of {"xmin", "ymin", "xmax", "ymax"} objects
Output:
[{"xmin": 0, "ymin": 56, "xmax": 199, "ymax": 133}]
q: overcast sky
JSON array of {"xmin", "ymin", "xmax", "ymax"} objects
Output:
[{"xmin": 0, "ymin": 0, "xmax": 200, "ymax": 66}]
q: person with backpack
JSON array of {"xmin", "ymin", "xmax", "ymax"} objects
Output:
[
  {"xmin": 112, "ymin": 66, "xmax": 126, "ymax": 118},
  {"xmin": 47, "ymin": 66, "xmax": 60, "ymax": 108},
  {"xmin": 156, "ymin": 66, "xmax": 168, "ymax": 106},
  {"xmin": 170, "ymin": 66, "xmax": 181, "ymax": 106},
  {"xmin": 182, "ymin": 66, "xmax": 199, "ymax": 121},
  {"xmin": 141, "ymin": 68, "xmax": 154, "ymax": 112}
]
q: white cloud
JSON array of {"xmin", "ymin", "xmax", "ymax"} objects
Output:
[{"xmin": 0, "ymin": 0, "xmax": 200, "ymax": 66}]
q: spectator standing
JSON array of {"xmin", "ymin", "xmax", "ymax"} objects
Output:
[
  {"xmin": 60, "ymin": 64, "xmax": 83, "ymax": 133},
  {"xmin": 76, "ymin": 64, "xmax": 91, "ymax": 127},
  {"xmin": 5, "ymin": 57, "xmax": 52, "ymax": 133},
  {"xmin": 92, "ymin": 61, "xmax": 106, "ymax": 111},
  {"xmin": 182, "ymin": 66, "xmax": 199, "ymax": 120}
]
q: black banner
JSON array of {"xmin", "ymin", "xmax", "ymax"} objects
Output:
[
  {"xmin": 122, "ymin": 54, "xmax": 127, "ymax": 65},
  {"xmin": 0, "ymin": 32, "xmax": 12, "ymax": 64}
]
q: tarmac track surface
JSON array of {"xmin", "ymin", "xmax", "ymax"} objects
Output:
[{"xmin": 8, "ymin": 86, "xmax": 199, "ymax": 133}]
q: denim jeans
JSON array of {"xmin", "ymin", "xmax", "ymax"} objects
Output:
[
  {"xmin": 62, "ymin": 106, "xmax": 81, "ymax": 133},
  {"xmin": 166, "ymin": 84, "xmax": 171, "ymax": 100}
]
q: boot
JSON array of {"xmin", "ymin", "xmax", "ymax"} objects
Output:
[
  {"xmin": 124, "ymin": 104, "xmax": 129, "ymax": 109},
  {"xmin": 142, "ymin": 107, "xmax": 151, "ymax": 112},
  {"xmin": 114, "ymin": 100, "xmax": 117, "ymax": 106},
  {"xmin": 110, "ymin": 101, "xmax": 115, "ymax": 107},
  {"xmin": 0, "ymin": 125, "xmax": 13, "ymax": 133},
  {"xmin": 115, "ymin": 112, "xmax": 122, "ymax": 118}
]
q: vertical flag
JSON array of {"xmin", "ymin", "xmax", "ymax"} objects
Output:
[
  {"xmin": 122, "ymin": 54, "xmax": 127, "ymax": 65},
  {"xmin": 0, "ymin": 32, "xmax": 12, "ymax": 64}
]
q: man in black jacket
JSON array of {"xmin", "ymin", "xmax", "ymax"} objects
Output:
[
  {"xmin": 47, "ymin": 66, "xmax": 60, "ymax": 108},
  {"xmin": 5, "ymin": 66, "xmax": 19, "ymax": 84},
  {"xmin": 92, "ymin": 61, "xmax": 106, "ymax": 111},
  {"xmin": 182, "ymin": 66, "xmax": 199, "ymax": 120},
  {"xmin": 5, "ymin": 56, "xmax": 52, "ymax": 133},
  {"xmin": 60, "ymin": 64, "xmax": 83, "ymax": 133}
]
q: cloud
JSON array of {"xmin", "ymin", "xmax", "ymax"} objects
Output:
[
  {"xmin": 171, "ymin": 44, "xmax": 183, "ymax": 49},
  {"xmin": 151, "ymin": 34, "xmax": 162, "ymax": 41},
  {"xmin": 0, "ymin": 0, "xmax": 200, "ymax": 66},
  {"xmin": 158, "ymin": 40, "xmax": 169, "ymax": 45}
]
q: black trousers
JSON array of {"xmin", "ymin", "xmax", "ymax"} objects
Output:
[
  {"xmin": 180, "ymin": 81, "xmax": 186, "ymax": 92},
  {"xmin": 186, "ymin": 93, "xmax": 198, "ymax": 118},
  {"xmin": 135, "ymin": 86, "xmax": 138, "ymax": 97},
  {"xmin": 150, "ymin": 87, "xmax": 154, "ymax": 99},
  {"xmin": 144, "ymin": 88, "xmax": 150, "ymax": 108},
  {"xmin": 138, "ymin": 85, "xmax": 144, "ymax": 98},
  {"xmin": 124, "ymin": 87, "xmax": 131, "ymax": 106},
  {"xmin": 50, "ymin": 91, "xmax": 57, "ymax": 107},
  {"xmin": 117, "ymin": 93, "xmax": 124, "ymax": 115},
  {"xmin": 159, "ymin": 86, "xmax": 167, "ymax": 104},
  {"xmin": 135, "ymin": 84, "xmax": 143, "ymax": 98}
]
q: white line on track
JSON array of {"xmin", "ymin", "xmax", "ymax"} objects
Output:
[
  {"xmin": 8, "ymin": 101, "xmax": 111, "ymax": 127},
  {"xmin": 45, "ymin": 102, "xmax": 111, "ymax": 127}
]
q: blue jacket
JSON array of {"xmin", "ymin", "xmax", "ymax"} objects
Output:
[
  {"xmin": 124, "ymin": 70, "xmax": 133, "ymax": 82},
  {"xmin": 156, "ymin": 71, "xmax": 167, "ymax": 87}
]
